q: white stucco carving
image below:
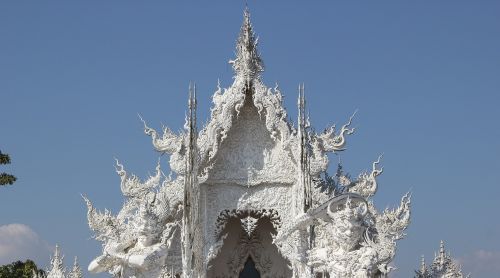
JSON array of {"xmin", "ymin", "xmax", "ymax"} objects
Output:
[
  {"xmin": 84, "ymin": 7, "xmax": 411, "ymax": 278},
  {"xmin": 415, "ymin": 241, "xmax": 470, "ymax": 278},
  {"xmin": 84, "ymin": 160, "xmax": 182, "ymax": 277},
  {"xmin": 46, "ymin": 245, "xmax": 66, "ymax": 278},
  {"xmin": 38, "ymin": 245, "xmax": 82, "ymax": 278}
]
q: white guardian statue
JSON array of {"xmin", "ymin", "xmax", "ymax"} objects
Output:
[{"xmin": 84, "ymin": 8, "xmax": 411, "ymax": 278}]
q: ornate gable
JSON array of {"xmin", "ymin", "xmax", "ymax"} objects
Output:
[
  {"xmin": 205, "ymin": 90, "xmax": 296, "ymax": 186},
  {"xmin": 196, "ymin": 9, "xmax": 295, "ymax": 186}
]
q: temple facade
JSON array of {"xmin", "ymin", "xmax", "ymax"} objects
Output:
[{"xmin": 83, "ymin": 9, "xmax": 411, "ymax": 278}]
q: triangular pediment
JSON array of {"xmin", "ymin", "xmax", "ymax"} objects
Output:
[{"xmin": 201, "ymin": 86, "xmax": 296, "ymax": 186}]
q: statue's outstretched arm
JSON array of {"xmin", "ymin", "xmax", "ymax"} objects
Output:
[
  {"xmin": 88, "ymin": 255, "xmax": 115, "ymax": 273},
  {"xmin": 125, "ymin": 245, "xmax": 166, "ymax": 270}
]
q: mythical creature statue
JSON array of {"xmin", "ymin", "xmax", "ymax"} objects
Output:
[
  {"xmin": 84, "ymin": 160, "xmax": 182, "ymax": 278},
  {"xmin": 275, "ymin": 158, "xmax": 411, "ymax": 277}
]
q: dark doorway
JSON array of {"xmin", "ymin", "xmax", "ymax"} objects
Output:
[
  {"xmin": 207, "ymin": 212, "xmax": 291, "ymax": 277},
  {"xmin": 239, "ymin": 257, "xmax": 261, "ymax": 278}
]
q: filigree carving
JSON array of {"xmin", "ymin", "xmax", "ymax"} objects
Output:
[
  {"xmin": 116, "ymin": 158, "xmax": 162, "ymax": 198},
  {"xmin": 317, "ymin": 111, "xmax": 356, "ymax": 152},
  {"xmin": 215, "ymin": 209, "xmax": 282, "ymax": 240},
  {"xmin": 139, "ymin": 115, "xmax": 184, "ymax": 155},
  {"xmin": 349, "ymin": 155, "xmax": 384, "ymax": 198}
]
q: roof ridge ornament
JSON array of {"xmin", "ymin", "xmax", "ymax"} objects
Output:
[{"xmin": 229, "ymin": 7, "xmax": 264, "ymax": 83}]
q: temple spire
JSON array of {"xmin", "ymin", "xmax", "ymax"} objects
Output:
[
  {"xmin": 51, "ymin": 245, "xmax": 64, "ymax": 270},
  {"xmin": 439, "ymin": 240, "xmax": 446, "ymax": 265},
  {"xmin": 68, "ymin": 257, "xmax": 83, "ymax": 278},
  {"xmin": 47, "ymin": 244, "xmax": 66, "ymax": 278},
  {"xmin": 420, "ymin": 255, "xmax": 426, "ymax": 274},
  {"xmin": 183, "ymin": 82, "xmax": 201, "ymax": 276},
  {"xmin": 229, "ymin": 7, "xmax": 264, "ymax": 82}
]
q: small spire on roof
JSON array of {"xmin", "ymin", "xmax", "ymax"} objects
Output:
[
  {"xmin": 420, "ymin": 255, "xmax": 426, "ymax": 273},
  {"xmin": 47, "ymin": 244, "xmax": 66, "ymax": 278},
  {"xmin": 51, "ymin": 244, "xmax": 64, "ymax": 269},
  {"xmin": 68, "ymin": 257, "xmax": 83, "ymax": 278}
]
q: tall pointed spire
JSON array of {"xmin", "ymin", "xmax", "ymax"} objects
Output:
[
  {"xmin": 420, "ymin": 255, "xmax": 426, "ymax": 274},
  {"xmin": 51, "ymin": 245, "xmax": 64, "ymax": 270},
  {"xmin": 47, "ymin": 244, "xmax": 66, "ymax": 278},
  {"xmin": 439, "ymin": 240, "xmax": 446, "ymax": 265},
  {"xmin": 68, "ymin": 257, "xmax": 83, "ymax": 278},
  {"xmin": 296, "ymin": 84, "xmax": 312, "ymax": 216},
  {"xmin": 183, "ymin": 82, "xmax": 201, "ymax": 276},
  {"xmin": 229, "ymin": 7, "xmax": 264, "ymax": 82}
]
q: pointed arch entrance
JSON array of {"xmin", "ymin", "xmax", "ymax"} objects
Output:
[
  {"xmin": 207, "ymin": 209, "xmax": 291, "ymax": 278},
  {"xmin": 239, "ymin": 257, "xmax": 260, "ymax": 278}
]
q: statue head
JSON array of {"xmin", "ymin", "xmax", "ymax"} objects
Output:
[
  {"xmin": 135, "ymin": 203, "xmax": 161, "ymax": 247},
  {"xmin": 327, "ymin": 197, "xmax": 367, "ymax": 251}
]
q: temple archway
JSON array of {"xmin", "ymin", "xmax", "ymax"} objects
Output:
[
  {"xmin": 239, "ymin": 257, "xmax": 260, "ymax": 278},
  {"xmin": 207, "ymin": 210, "xmax": 291, "ymax": 278}
]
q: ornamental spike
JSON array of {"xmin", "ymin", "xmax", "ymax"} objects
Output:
[
  {"xmin": 188, "ymin": 82, "xmax": 192, "ymax": 108},
  {"xmin": 193, "ymin": 82, "xmax": 197, "ymax": 111},
  {"xmin": 420, "ymin": 255, "xmax": 426, "ymax": 273},
  {"xmin": 439, "ymin": 240, "xmax": 446, "ymax": 264},
  {"xmin": 229, "ymin": 7, "xmax": 264, "ymax": 82}
]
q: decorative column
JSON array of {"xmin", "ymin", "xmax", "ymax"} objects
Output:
[
  {"xmin": 292, "ymin": 84, "xmax": 313, "ymax": 277},
  {"xmin": 182, "ymin": 84, "xmax": 202, "ymax": 277}
]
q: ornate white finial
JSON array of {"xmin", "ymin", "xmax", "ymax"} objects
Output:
[
  {"xmin": 439, "ymin": 240, "xmax": 446, "ymax": 265},
  {"xmin": 420, "ymin": 255, "xmax": 426, "ymax": 273},
  {"xmin": 52, "ymin": 245, "xmax": 63, "ymax": 268},
  {"xmin": 47, "ymin": 244, "xmax": 66, "ymax": 278},
  {"xmin": 68, "ymin": 257, "xmax": 83, "ymax": 278},
  {"xmin": 229, "ymin": 7, "xmax": 264, "ymax": 82}
]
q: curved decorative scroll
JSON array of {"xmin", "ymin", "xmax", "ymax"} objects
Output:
[
  {"xmin": 349, "ymin": 155, "xmax": 384, "ymax": 198},
  {"xmin": 115, "ymin": 158, "xmax": 161, "ymax": 198},
  {"xmin": 317, "ymin": 111, "xmax": 356, "ymax": 152},
  {"xmin": 139, "ymin": 115, "xmax": 184, "ymax": 154}
]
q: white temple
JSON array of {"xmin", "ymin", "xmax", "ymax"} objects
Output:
[
  {"xmin": 414, "ymin": 241, "xmax": 470, "ymax": 278},
  {"xmin": 83, "ymin": 8, "xmax": 412, "ymax": 278}
]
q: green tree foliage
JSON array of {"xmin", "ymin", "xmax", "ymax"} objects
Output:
[
  {"xmin": 0, "ymin": 260, "xmax": 46, "ymax": 278},
  {"xmin": 0, "ymin": 151, "xmax": 17, "ymax": 186}
]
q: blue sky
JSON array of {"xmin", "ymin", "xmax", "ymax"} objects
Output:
[{"xmin": 1, "ymin": 1, "xmax": 499, "ymax": 277}]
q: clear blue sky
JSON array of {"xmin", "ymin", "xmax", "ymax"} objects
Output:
[{"xmin": 1, "ymin": 2, "xmax": 499, "ymax": 277}]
